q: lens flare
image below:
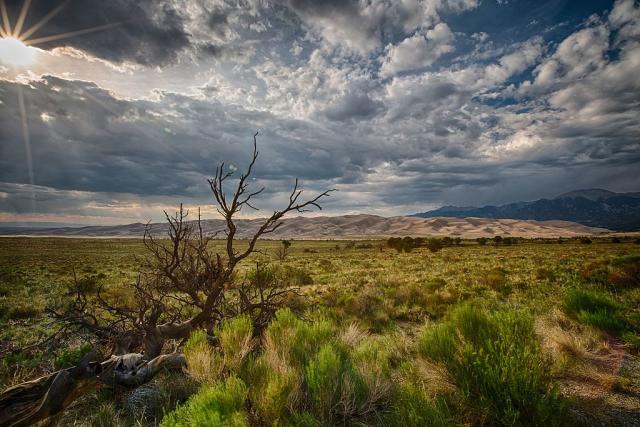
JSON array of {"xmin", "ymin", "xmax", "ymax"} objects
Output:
[
  {"xmin": 0, "ymin": 36, "xmax": 37, "ymax": 66},
  {"xmin": 0, "ymin": 0, "xmax": 122, "ymax": 66}
]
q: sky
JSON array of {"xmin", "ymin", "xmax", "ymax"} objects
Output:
[{"xmin": 0, "ymin": 0, "xmax": 639, "ymax": 225}]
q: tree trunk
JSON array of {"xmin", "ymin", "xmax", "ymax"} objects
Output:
[{"xmin": 0, "ymin": 352, "xmax": 186, "ymax": 426}]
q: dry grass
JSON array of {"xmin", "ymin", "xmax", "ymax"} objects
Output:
[{"xmin": 536, "ymin": 309, "xmax": 621, "ymax": 393}]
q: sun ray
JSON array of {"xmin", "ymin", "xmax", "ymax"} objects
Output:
[
  {"xmin": 0, "ymin": 0, "xmax": 12, "ymax": 36},
  {"xmin": 12, "ymin": 0, "xmax": 31, "ymax": 38},
  {"xmin": 19, "ymin": 0, "xmax": 69, "ymax": 41},
  {"xmin": 17, "ymin": 85, "xmax": 36, "ymax": 212},
  {"xmin": 24, "ymin": 21, "xmax": 124, "ymax": 46}
]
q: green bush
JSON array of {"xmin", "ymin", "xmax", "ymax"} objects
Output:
[
  {"xmin": 386, "ymin": 383, "xmax": 453, "ymax": 427},
  {"xmin": 283, "ymin": 266, "xmax": 313, "ymax": 286},
  {"xmin": 54, "ymin": 342, "xmax": 93, "ymax": 369},
  {"xmin": 564, "ymin": 289, "xmax": 626, "ymax": 333},
  {"xmin": 536, "ymin": 268, "xmax": 556, "ymax": 281},
  {"xmin": 183, "ymin": 329, "xmax": 222, "ymax": 383},
  {"xmin": 217, "ymin": 315, "xmax": 254, "ymax": 372},
  {"xmin": 418, "ymin": 304, "xmax": 567, "ymax": 425},
  {"xmin": 305, "ymin": 345, "xmax": 347, "ymax": 421},
  {"xmin": 160, "ymin": 376, "xmax": 249, "ymax": 427},
  {"xmin": 608, "ymin": 255, "xmax": 640, "ymax": 288},
  {"xmin": 426, "ymin": 238, "xmax": 443, "ymax": 253},
  {"xmin": 241, "ymin": 355, "xmax": 299, "ymax": 425},
  {"xmin": 239, "ymin": 309, "xmax": 395, "ymax": 425},
  {"xmin": 334, "ymin": 286, "xmax": 393, "ymax": 331},
  {"xmin": 482, "ymin": 267, "xmax": 508, "ymax": 289},
  {"xmin": 265, "ymin": 309, "xmax": 336, "ymax": 367}
]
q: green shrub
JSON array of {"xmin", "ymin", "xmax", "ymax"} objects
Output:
[
  {"xmin": 425, "ymin": 277, "xmax": 447, "ymax": 291},
  {"xmin": 536, "ymin": 268, "xmax": 556, "ymax": 281},
  {"xmin": 217, "ymin": 315, "xmax": 254, "ymax": 372},
  {"xmin": 608, "ymin": 255, "xmax": 640, "ymax": 288},
  {"xmin": 90, "ymin": 402, "xmax": 122, "ymax": 427},
  {"xmin": 184, "ymin": 329, "xmax": 223, "ymax": 383},
  {"xmin": 335, "ymin": 286, "xmax": 393, "ymax": 331},
  {"xmin": 265, "ymin": 309, "xmax": 336, "ymax": 367},
  {"xmin": 482, "ymin": 267, "xmax": 508, "ymax": 289},
  {"xmin": 242, "ymin": 355, "xmax": 299, "ymax": 425},
  {"xmin": 160, "ymin": 376, "xmax": 249, "ymax": 427},
  {"xmin": 54, "ymin": 342, "xmax": 92, "ymax": 369},
  {"xmin": 240, "ymin": 309, "xmax": 394, "ymax": 425},
  {"xmin": 305, "ymin": 345, "xmax": 346, "ymax": 421},
  {"xmin": 283, "ymin": 266, "xmax": 313, "ymax": 286},
  {"xmin": 288, "ymin": 412, "xmax": 321, "ymax": 426},
  {"xmin": 579, "ymin": 261, "xmax": 609, "ymax": 285},
  {"xmin": 563, "ymin": 289, "xmax": 626, "ymax": 333},
  {"xmin": 2, "ymin": 297, "xmax": 42, "ymax": 320},
  {"xmin": 426, "ymin": 239, "xmax": 443, "ymax": 253},
  {"xmin": 622, "ymin": 332, "xmax": 640, "ymax": 351},
  {"xmin": 386, "ymin": 383, "xmax": 452, "ymax": 427},
  {"xmin": 418, "ymin": 304, "xmax": 567, "ymax": 425}
]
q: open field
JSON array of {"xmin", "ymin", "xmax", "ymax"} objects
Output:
[{"xmin": 1, "ymin": 237, "xmax": 639, "ymax": 425}]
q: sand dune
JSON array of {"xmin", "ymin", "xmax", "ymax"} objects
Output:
[{"xmin": 0, "ymin": 214, "xmax": 609, "ymax": 239}]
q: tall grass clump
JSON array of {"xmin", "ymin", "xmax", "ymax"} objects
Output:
[
  {"xmin": 160, "ymin": 375, "xmax": 249, "ymax": 427},
  {"xmin": 563, "ymin": 288, "xmax": 626, "ymax": 333},
  {"xmin": 183, "ymin": 330, "xmax": 222, "ymax": 383},
  {"xmin": 218, "ymin": 315, "xmax": 254, "ymax": 371},
  {"xmin": 183, "ymin": 315, "xmax": 254, "ymax": 384},
  {"xmin": 238, "ymin": 309, "xmax": 398, "ymax": 425},
  {"xmin": 418, "ymin": 304, "xmax": 567, "ymax": 425},
  {"xmin": 385, "ymin": 381, "xmax": 453, "ymax": 427}
]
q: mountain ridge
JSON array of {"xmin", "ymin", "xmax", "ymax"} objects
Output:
[{"xmin": 414, "ymin": 189, "xmax": 640, "ymax": 231}]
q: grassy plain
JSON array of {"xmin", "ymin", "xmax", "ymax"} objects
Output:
[{"xmin": 0, "ymin": 237, "xmax": 639, "ymax": 425}]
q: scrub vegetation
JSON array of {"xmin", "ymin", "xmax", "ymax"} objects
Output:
[{"xmin": 1, "ymin": 236, "xmax": 639, "ymax": 425}]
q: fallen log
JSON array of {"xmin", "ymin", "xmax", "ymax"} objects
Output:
[{"xmin": 0, "ymin": 351, "xmax": 186, "ymax": 426}]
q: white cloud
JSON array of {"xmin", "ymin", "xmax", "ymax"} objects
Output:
[
  {"xmin": 380, "ymin": 23, "xmax": 455, "ymax": 77},
  {"xmin": 483, "ymin": 37, "xmax": 545, "ymax": 85}
]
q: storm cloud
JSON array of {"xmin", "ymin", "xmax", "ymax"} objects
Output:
[
  {"xmin": 4, "ymin": 0, "xmax": 193, "ymax": 65},
  {"xmin": 0, "ymin": 0, "xmax": 639, "ymax": 224}
]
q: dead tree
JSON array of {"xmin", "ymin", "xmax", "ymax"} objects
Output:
[
  {"xmin": 0, "ymin": 132, "xmax": 333, "ymax": 426},
  {"xmin": 275, "ymin": 239, "xmax": 292, "ymax": 261}
]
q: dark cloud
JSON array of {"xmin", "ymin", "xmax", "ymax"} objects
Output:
[
  {"xmin": 323, "ymin": 90, "xmax": 384, "ymax": 122},
  {"xmin": 0, "ymin": 76, "xmax": 353, "ymax": 201},
  {"xmin": 5, "ymin": 0, "xmax": 190, "ymax": 65},
  {"xmin": 1, "ymin": 0, "xmax": 639, "ymax": 223}
]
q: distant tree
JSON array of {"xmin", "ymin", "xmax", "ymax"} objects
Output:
[
  {"xmin": 503, "ymin": 237, "xmax": 517, "ymax": 246},
  {"xmin": 426, "ymin": 238, "xmax": 444, "ymax": 253},
  {"xmin": 454, "ymin": 237, "xmax": 462, "ymax": 246},
  {"xmin": 493, "ymin": 236, "xmax": 503, "ymax": 245},
  {"xmin": 275, "ymin": 239, "xmax": 292, "ymax": 261},
  {"xmin": 611, "ymin": 237, "xmax": 622, "ymax": 244},
  {"xmin": 476, "ymin": 237, "xmax": 488, "ymax": 246},
  {"xmin": 580, "ymin": 237, "xmax": 593, "ymax": 244},
  {"xmin": 442, "ymin": 236, "xmax": 453, "ymax": 246},
  {"xmin": 401, "ymin": 236, "xmax": 415, "ymax": 252}
]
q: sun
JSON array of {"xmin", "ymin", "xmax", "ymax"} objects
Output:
[
  {"xmin": 0, "ymin": 36, "xmax": 38, "ymax": 66},
  {"xmin": 0, "ymin": 0, "xmax": 123, "ymax": 68}
]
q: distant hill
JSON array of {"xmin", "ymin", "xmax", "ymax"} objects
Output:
[
  {"xmin": 0, "ymin": 214, "xmax": 608, "ymax": 239},
  {"xmin": 414, "ymin": 189, "xmax": 640, "ymax": 231}
]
